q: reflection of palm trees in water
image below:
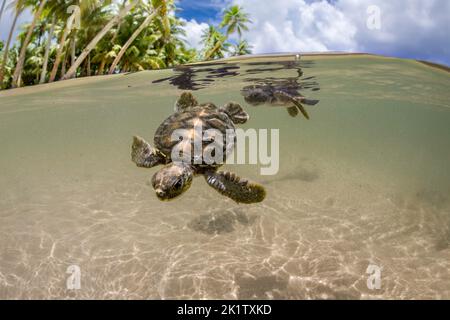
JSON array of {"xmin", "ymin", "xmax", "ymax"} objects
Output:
[
  {"xmin": 152, "ymin": 57, "xmax": 320, "ymax": 118},
  {"xmin": 152, "ymin": 62, "xmax": 240, "ymax": 90}
]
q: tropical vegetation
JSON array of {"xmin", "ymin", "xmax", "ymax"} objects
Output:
[{"xmin": 0, "ymin": 1, "xmax": 252, "ymax": 89}]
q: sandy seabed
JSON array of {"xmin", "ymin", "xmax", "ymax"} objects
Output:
[{"xmin": 1, "ymin": 54, "xmax": 449, "ymax": 299}]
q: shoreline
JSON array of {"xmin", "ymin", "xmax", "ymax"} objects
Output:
[{"xmin": 416, "ymin": 60, "xmax": 450, "ymax": 73}]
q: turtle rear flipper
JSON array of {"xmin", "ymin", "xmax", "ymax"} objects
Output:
[
  {"xmin": 131, "ymin": 136, "xmax": 166, "ymax": 168},
  {"xmin": 292, "ymin": 96, "xmax": 319, "ymax": 119},
  {"xmin": 205, "ymin": 171, "xmax": 266, "ymax": 204},
  {"xmin": 292, "ymin": 100, "xmax": 310, "ymax": 120},
  {"xmin": 286, "ymin": 106, "xmax": 299, "ymax": 117},
  {"xmin": 220, "ymin": 102, "xmax": 249, "ymax": 124}
]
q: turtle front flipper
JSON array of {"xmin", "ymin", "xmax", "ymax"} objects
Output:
[
  {"xmin": 175, "ymin": 92, "xmax": 198, "ymax": 112},
  {"xmin": 131, "ymin": 136, "xmax": 166, "ymax": 168},
  {"xmin": 220, "ymin": 102, "xmax": 249, "ymax": 124},
  {"xmin": 205, "ymin": 171, "xmax": 266, "ymax": 204},
  {"xmin": 297, "ymin": 97, "xmax": 320, "ymax": 106}
]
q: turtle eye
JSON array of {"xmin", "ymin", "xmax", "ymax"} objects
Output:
[{"xmin": 173, "ymin": 179, "xmax": 183, "ymax": 190}]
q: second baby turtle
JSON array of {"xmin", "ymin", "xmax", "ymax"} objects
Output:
[{"xmin": 241, "ymin": 81, "xmax": 319, "ymax": 119}]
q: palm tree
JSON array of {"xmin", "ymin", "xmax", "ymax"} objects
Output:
[
  {"xmin": 231, "ymin": 39, "xmax": 252, "ymax": 56},
  {"xmin": 1, "ymin": 0, "xmax": 231, "ymax": 88},
  {"xmin": 161, "ymin": 14, "xmax": 192, "ymax": 66},
  {"xmin": 73, "ymin": 3, "xmax": 110, "ymax": 78},
  {"xmin": 62, "ymin": 0, "xmax": 138, "ymax": 80},
  {"xmin": 0, "ymin": 0, "xmax": 26, "ymax": 87},
  {"xmin": 39, "ymin": 13, "xmax": 55, "ymax": 83},
  {"xmin": 201, "ymin": 25, "xmax": 228, "ymax": 59},
  {"xmin": 24, "ymin": 38, "xmax": 44, "ymax": 83},
  {"xmin": 204, "ymin": 5, "xmax": 250, "ymax": 60},
  {"xmin": 108, "ymin": 3, "xmax": 161, "ymax": 74},
  {"xmin": 11, "ymin": 0, "xmax": 48, "ymax": 88},
  {"xmin": 220, "ymin": 5, "xmax": 250, "ymax": 39},
  {"xmin": 153, "ymin": 0, "xmax": 170, "ymax": 38},
  {"xmin": 201, "ymin": 25, "xmax": 216, "ymax": 45},
  {"xmin": 48, "ymin": 11, "xmax": 75, "ymax": 82},
  {"xmin": 111, "ymin": 12, "xmax": 164, "ymax": 72},
  {"xmin": 201, "ymin": 25, "xmax": 218, "ymax": 54},
  {"xmin": 48, "ymin": 0, "xmax": 106, "ymax": 82},
  {"xmin": 92, "ymin": 42, "xmax": 119, "ymax": 75}
]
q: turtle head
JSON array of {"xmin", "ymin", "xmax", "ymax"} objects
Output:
[
  {"xmin": 175, "ymin": 92, "xmax": 198, "ymax": 110},
  {"xmin": 241, "ymin": 86, "xmax": 270, "ymax": 105},
  {"xmin": 151, "ymin": 163, "xmax": 194, "ymax": 201}
]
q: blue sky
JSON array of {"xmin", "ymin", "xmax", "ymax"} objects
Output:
[
  {"xmin": 177, "ymin": 0, "xmax": 224, "ymax": 23},
  {"xmin": 178, "ymin": 0, "xmax": 450, "ymax": 66},
  {"xmin": 1, "ymin": 0, "xmax": 449, "ymax": 66}
]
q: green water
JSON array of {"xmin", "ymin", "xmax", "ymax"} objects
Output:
[{"xmin": 0, "ymin": 54, "xmax": 449, "ymax": 299}]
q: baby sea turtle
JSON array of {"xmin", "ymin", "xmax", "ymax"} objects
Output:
[
  {"xmin": 241, "ymin": 81, "xmax": 319, "ymax": 119},
  {"xmin": 131, "ymin": 92, "xmax": 266, "ymax": 204}
]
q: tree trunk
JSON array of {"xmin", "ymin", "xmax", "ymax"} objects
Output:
[
  {"xmin": 12, "ymin": 0, "xmax": 48, "ymax": 88},
  {"xmin": 204, "ymin": 40, "xmax": 222, "ymax": 60},
  {"xmin": 70, "ymin": 34, "xmax": 76, "ymax": 78},
  {"xmin": 108, "ymin": 7, "xmax": 160, "ymax": 74},
  {"xmin": 49, "ymin": 14, "xmax": 75, "ymax": 83},
  {"xmin": 71, "ymin": 36, "xmax": 76, "ymax": 65},
  {"xmin": 0, "ymin": 0, "xmax": 7, "ymax": 26},
  {"xmin": 39, "ymin": 15, "xmax": 56, "ymax": 84},
  {"xmin": 87, "ymin": 54, "xmax": 91, "ymax": 76},
  {"xmin": 204, "ymin": 34, "xmax": 231, "ymax": 60},
  {"xmin": 0, "ymin": 11, "xmax": 20, "ymax": 86},
  {"xmin": 61, "ymin": 50, "xmax": 67, "ymax": 76},
  {"xmin": 37, "ymin": 27, "xmax": 42, "ymax": 46},
  {"xmin": 98, "ymin": 58, "xmax": 106, "ymax": 75},
  {"xmin": 204, "ymin": 29, "xmax": 233, "ymax": 60},
  {"xmin": 62, "ymin": 0, "xmax": 137, "ymax": 80}
]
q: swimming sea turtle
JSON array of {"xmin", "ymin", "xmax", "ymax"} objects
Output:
[
  {"xmin": 131, "ymin": 92, "xmax": 266, "ymax": 204},
  {"xmin": 241, "ymin": 81, "xmax": 319, "ymax": 119}
]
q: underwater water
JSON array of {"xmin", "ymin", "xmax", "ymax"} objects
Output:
[{"xmin": 0, "ymin": 54, "xmax": 449, "ymax": 299}]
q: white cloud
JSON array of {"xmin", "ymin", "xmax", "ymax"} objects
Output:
[
  {"xmin": 334, "ymin": 0, "xmax": 450, "ymax": 64},
  {"xmin": 237, "ymin": 0, "xmax": 357, "ymax": 54},
  {"xmin": 232, "ymin": 0, "xmax": 450, "ymax": 64},
  {"xmin": 179, "ymin": 18, "xmax": 209, "ymax": 50}
]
